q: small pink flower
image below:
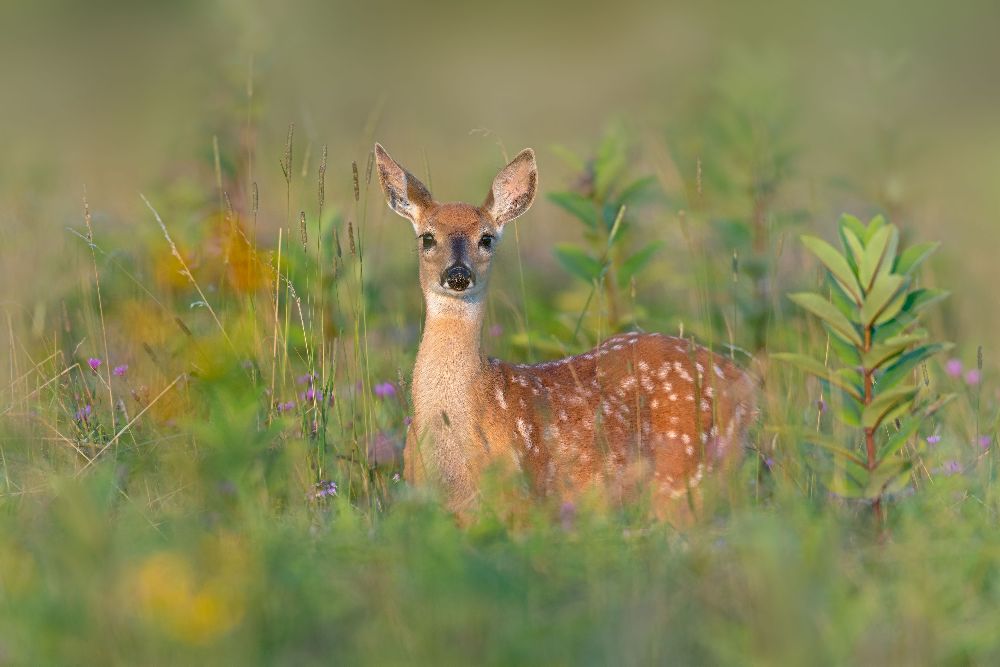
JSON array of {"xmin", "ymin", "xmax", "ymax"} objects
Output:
[
  {"xmin": 88, "ymin": 358, "xmax": 102, "ymax": 372},
  {"xmin": 945, "ymin": 358, "xmax": 963, "ymax": 378},
  {"xmin": 965, "ymin": 369, "xmax": 981, "ymax": 386},
  {"xmin": 926, "ymin": 435, "xmax": 942, "ymax": 445},
  {"xmin": 560, "ymin": 501, "xmax": 577, "ymax": 531},
  {"xmin": 979, "ymin": 436, "xmax": 992, "ymax": 450},
  {"xmin": 374, "ymin": 382, "xmax": 396, "ymax": 398},
  {"xmin": 113, "ymin": 364, "xmax": 128, "ymax": 377},
  {"xmin": 312, "ymin": 480, "xmax": 338, "ymax": 499}
]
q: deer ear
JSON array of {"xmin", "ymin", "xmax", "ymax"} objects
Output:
[
  {"xmin": 374, "ymin": 143, "xmax": 434, "ymax": 224},
  {"xmin": 483, "ymin": 148, "xmax": 537, "ymax": 226}
]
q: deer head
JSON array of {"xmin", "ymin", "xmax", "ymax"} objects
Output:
[{"xmin": 374, "ymin": 144, "xmax": 537, "ymax": 311}]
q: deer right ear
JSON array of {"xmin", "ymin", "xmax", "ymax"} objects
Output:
[
  {"xmin": 483, "ymin": 148, "xmax": 537, "ymax": 227},
  {"xmin": 374, "ymin": 143, "xmax": 434, "ymax": 225}
]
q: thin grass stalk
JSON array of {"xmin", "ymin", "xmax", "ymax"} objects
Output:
[{"xmin": 82, "ymin": 193, "xmax": 117, "ymax": 436}]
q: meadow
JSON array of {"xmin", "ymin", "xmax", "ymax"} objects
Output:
[{"xmin": 2, "ymin": 1, "xmax": 1000, "ymax": 664}]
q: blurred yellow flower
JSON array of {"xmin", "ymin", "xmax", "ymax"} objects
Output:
[{"xmin": 129, "ymin": 534, "xmax": 249, "ymax": 645}]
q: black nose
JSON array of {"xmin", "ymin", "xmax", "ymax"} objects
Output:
[{"xmin": 442, "ymin": 265, "xmax": 473, "ymax": 292}]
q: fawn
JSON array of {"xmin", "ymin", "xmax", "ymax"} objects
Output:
[{"xmin": 375, "ymin": 143, "xmax": 758, "ymax": 520}]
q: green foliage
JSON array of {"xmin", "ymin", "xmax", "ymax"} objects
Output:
[
  {"xmin": 776, "ymin": 214, "xmax": 951, "ymax": 507},
  {"xmin": 663, "ymin": 52, "xmax": 805, "ymax": 351},
  {"xmin": 547, "ymin": 123, "xmax": 664, "ymax": 336}
]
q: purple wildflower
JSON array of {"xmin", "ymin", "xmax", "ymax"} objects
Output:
[
  {"xmin": 303, "ymin": 387, "xmax": 323, "ymax": 402},
  {"xmin": 374, "ymin": 382, "xmax": 396, "ymax": 399},
  {"xmin": 942, "ymin": 460, "xmax": 962, "ymax": 475},
  {"xmin": 404, "ymin": 415, "xmax": 413, "ymax": 427},
  {"xmin": 74, "ymin": 404, "xmax": 92, "ymax": 422},
  {"xmin": 489, "ymin": 324, "xmax": 503, "ymax": 337},
  {"xmin": 313, "ymin": 480, "xmax": 338, "ymax": 499},
  {"xmin": 979, "ymin": 435, "xmax": 992, "ymax": 450},
  {"xmin": 297, "ymin": 373, "xmax": 316, "ymax": 386},
  {"xmin": 965, "ymin": 369, "xmax": 981, "ymax": 386},
  {"xmin": 277, "ymin": 400, "xmax": 296, "ymax": 413},
  {"xmin": 113, "ymin": 364, "xmax": 128, "ymax": 377},
  {"xmin": 765, "ymin": 456, "xmax": 776, "ymax": 470},
  {"xmin": 926, "ymin": 435, "xmax": 942, "ymax": 445},
  {"xmin": 945, "ymin": 358, "xmax": 963, "ymax": 378},
  {"xmin": 559, "ymin": 501, "xmax": 577, "ymax": 531},
  {"xmin": 88, "ymin": 358, "xmax": 102, "ymax": 372}
]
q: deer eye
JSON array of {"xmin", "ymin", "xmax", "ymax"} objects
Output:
[
  {"xmin": 419, "ymin": 233, "xmax": 436, "ymax": 250},
  {"xmin": 478, "ymin": 234, "xmax": 495, "ymax": 251}
]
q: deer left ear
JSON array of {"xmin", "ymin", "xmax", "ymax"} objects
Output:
[
  {"xmin": 483, "ymin": 148, "xmax": 537, "ymax": 226},
  {"xmin": 374, "ymin": 143, "xmax": 434, "ymax": 226}
]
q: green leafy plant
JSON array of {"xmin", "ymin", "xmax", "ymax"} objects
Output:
[
  {"xmin": 665, "ymin": 52, "xmax": 805, "ymax": 352},
  {"xmin": 547, "ymin": 123, "xmax": 663, "ymax": 336},
  {"xmin": 775, "ymin": 213, "xmax": 950, "ymax": 523}
]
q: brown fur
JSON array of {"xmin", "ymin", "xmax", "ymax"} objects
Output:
[{"xmin": 376, "ymin": 143, "xmax": 758, "ymax": 520}]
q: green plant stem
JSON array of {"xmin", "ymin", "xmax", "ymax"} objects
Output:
[{"xmin": 862, "ymin": 325, "xmax": 884, "ymax": 527}]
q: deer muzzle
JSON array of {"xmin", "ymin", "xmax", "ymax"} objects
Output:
[{"xmin": 442, "ymin": 264, "xmax": 473, "ymax": 292}]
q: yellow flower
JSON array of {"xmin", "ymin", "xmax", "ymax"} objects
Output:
[{"xmin": 129, "ymin": 542, "xmax": 246, "ymax": 645}]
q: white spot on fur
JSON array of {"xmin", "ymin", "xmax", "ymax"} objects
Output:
[
  {"xmin": 495, "ymin": 387, "xmax": 508, "ymax": 410},
  {"xmin": 517, "ymin": 417, "xmax": 533, "ymax": 449}
]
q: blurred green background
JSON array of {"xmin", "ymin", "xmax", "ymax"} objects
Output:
[
  {"xmin": 2, "ymin": 1, "xmax": 1000, "ymax": 664},
  {"xmin": 3, "ymin": 0, "xmax": 1000, "ymax": 339}
]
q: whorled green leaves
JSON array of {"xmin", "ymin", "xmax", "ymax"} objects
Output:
[{"xmin": 781, "ymin": 213, "xmax": 950, "ymax": 504}]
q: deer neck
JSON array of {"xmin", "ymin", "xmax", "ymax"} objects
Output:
[{"xmin": 411, "ymin": 292, "xmax": 489, "ymax": 491}]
